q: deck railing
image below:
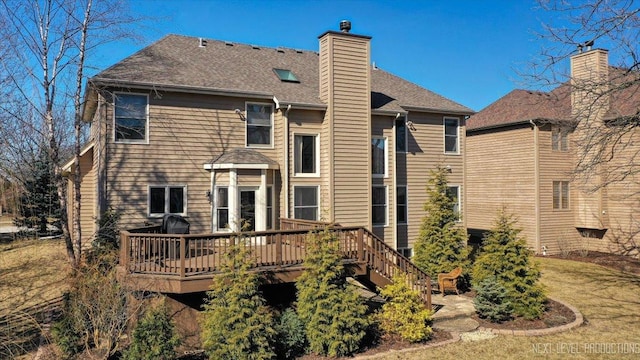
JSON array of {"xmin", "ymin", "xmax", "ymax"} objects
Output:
[{"xmin": 120, "ymin": 222, "xmax": 431, "ymax": 307}]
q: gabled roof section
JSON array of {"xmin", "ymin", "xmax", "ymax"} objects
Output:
[
  {"xmin": 91, "ymin": 34, "xmax": 473, "ymax": 115},
  {"xmin": 467, "ymin": 86, "xmax": 571, "ymax": 131},
  {"xmin": 605, "ymin": 66, "xmax": 640, "ymax": 120}
]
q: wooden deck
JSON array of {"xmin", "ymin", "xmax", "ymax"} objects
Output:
[{"xmin": 118, "ymin": 219, "xmax": 432, "ymax": 308}]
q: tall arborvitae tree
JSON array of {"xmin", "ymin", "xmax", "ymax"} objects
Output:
[
  {"xmin": 413, "ymin": 165, "xmax": 469, "ymax": 280},
  {"xmin": 472, "ymin": 209, "xmax": 546, "ymax": 320},
  {"xmin": 14, "ymin": 147, "xmax": 60, "ymax": 233},
  {"xmin": 296, "ymin": 228, "xmax": 369, "ymax": 357},
  {"xmin": 201, "ymin": 239, "xmax": 276, "ymax": 360}
]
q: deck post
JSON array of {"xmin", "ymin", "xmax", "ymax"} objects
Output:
[
  {"xmin": 357, "ymin": 228, "xmax": 364, "ymax": 261},
  {"xmin": 120, "ymin": 231, "xmax": 129, "ymax": 271},
  {"xmin": 276, "ymin": 233, "xmax": 282, "ymax": 265},
  {"xmin": 426, "ymin": 276, "xmax": 432, "ymax": 309},
  {"xmin": 179, "ymin": 236, "xmax": 186, "ymax": 278}
]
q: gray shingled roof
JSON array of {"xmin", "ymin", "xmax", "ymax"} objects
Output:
[
  {"xmin": 93, "ymin": 34, "xmax": 473, "ymax": 114},
  {"xmin": 211, "ymin": 148, "xmax": 279, "ymax": 168}
]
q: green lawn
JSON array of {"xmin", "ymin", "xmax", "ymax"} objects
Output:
[{"xmin": 373, "ymin": 258, "xmax": 640, "ymax": 360}]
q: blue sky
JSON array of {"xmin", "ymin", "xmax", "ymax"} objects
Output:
[{"xmin": 92, "ymin": 0, "xmax": 558, "ymax": 111}]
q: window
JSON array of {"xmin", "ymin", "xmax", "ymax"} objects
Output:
[
  {"xmin": 372, "ymin": 185, "xmax": 387, "ymax": 226},
  {"xmin": 444, "ymin": 117, "xmax": 459, "ymax": 154},
  {"xmin": 216, "ymin": 187, "xmax": 229, "ymax": 229},
  {"xmin": 149, "ymin": 185, "xmax": 186, "ymax": 216},
  {"xmin": 397, "ymin": 186, "xmax": 407, "ymax": 224},
  {"xmin": 115, "ymin": 93, "xmax": 148, "ymax": 142},
  {"xmin": 552, "ymin": 126, "xmax": 568, "ymax": 151},
  {"xmin": 553, "ymin": 181, "xmax": 569, "ymax": 210},
  {"xmin": 396, "ymin": 117, "xmax": 407, "ymax": 152},
  {"xmin": 266, "ymin": 186, "xmax": 273, "ymax": 230},
  {"xmin": 294, "ymin": 134, "xmax": 318, "ymax": 175},
  {"xmin": 246, "ymin": 103, "xmax": 273, "ymax": 146},
  {"xmin": 273, "ymin": 68, "xmax": 299, "ymax": 82},
  {"xmin": 372, "ymin": 137, "xmax": 387, "ymax": 177},
  {"xmin": 447, "ymin": 186, "xmax": 460, "ymax": 220},
  {"xmin": 399, "ymin": 248, "xmax": 413, "ymax": 258},
  {"xmin": 294, "ymin": 186, "xmax": 318, "ymax": 220}
]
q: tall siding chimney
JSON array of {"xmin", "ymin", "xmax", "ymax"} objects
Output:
[
  {"xmin": 318, "ymin": 22, "xmax": 372, "ymax": 227},
  {"xmin": 570, "ymin": 48, "xmax": 609, "ymax": 230}
]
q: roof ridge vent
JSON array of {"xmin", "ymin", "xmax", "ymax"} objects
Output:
[
  {"xmin": 296, "ymin": 49, "xmax": 303, "ymax": 54},
  {"xmin": 225, "ymin": 41, "xmax": 234, "ymax": 46},
  {"xmin": 198, "ymin": 38, "xmax": 207, "ymax": 47},
  {"xmin": 276, "ymin": 47, "xmax": 285, "ymax": 53},
  {"xmin": 251, "ymin": 45, "xmax": 260, "ymax": 50}
]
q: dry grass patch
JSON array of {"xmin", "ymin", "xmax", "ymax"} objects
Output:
[
  {"xmin": 0, "ymin": 238, "xmax": 70, "ymax": 314},
  {"xmin": 372, "ymin": 258, "xmax": 640, "ymax": 360}
]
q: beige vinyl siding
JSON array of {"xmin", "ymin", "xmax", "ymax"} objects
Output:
[
  {"xmin": 466, "ymin": 125, "xmax": 537, "ymax": 249},
  {"xmin": 67, "ymin": 147, "xmax": 97, "ymax": 242},
  {"xmin": 403, "ymin": 112, "xmax": 465, "ymax": 249},
  {"xmin": 537, "ymin": 125, "xmax": 578, "ymax": 254},
  {"xmin": 372, "ymin": 116, "xmax": 394, "ymax": 245},
  {"xmin": 319, "ymin": 33, "xmax": 371, "ymax": 227},
  {"xmin": 103, "ymin": 91, "xmax": 280, "ymax": 232}
]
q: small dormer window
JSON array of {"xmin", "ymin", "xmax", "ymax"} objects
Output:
[{"xmin": 273, "ymin": 68, "xmax": 299, "ymax": 83}]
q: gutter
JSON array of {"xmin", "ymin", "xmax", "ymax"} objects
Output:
[
  {"xmin": 283, "ymin": 104, "xmax": 292, "ymax": 219},
  {"xmin": 529, "ymin": 119, "xmax": 541, "ymax": 254},
  {"xmin": 401, "ymin": 105, "xmax": 475, "ymax": 116}
]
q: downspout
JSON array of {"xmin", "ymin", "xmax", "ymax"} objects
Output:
[
  {"xmin": 283, "ymin": 104, "xmax": 292, "ymax": 219},
  {"xmin": 530, "ymin": 119, "xmax": 541, "ymax": 254}
]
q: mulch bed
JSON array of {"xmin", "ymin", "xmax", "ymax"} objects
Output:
[
  {"xmin": 298, "ymin": 329, "xmax": 452, "ymax": 360},
  {"xmin": 471, "ymin": 297, "xmax": 575, "ymax": 330}
]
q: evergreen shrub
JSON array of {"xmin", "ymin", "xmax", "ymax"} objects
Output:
[{"xmin": 473, "ymin": 277, "xmax": 513, "ymax": 323}]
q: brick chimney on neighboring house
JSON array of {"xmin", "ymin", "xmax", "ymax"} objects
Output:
[
  {"xmin": 570, "ymin": 46, "xmax": 610, "ymax": 230},
  {"xmin": 318, "ymin": 21, "xmax": 372, "ymax": 227}
]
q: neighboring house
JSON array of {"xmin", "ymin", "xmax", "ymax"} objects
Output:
[
  {"xmin": 65, "ymin": 22, "xmax": 473, "ymax": 254},
  {"xmin": 467, "ymin": 48, "xmax": 640, "ymax": 256}
]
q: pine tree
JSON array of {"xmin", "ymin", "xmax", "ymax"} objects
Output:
[
  {"xmin": 296, "ymin": 228, "xmax": 369, "ymax": 357},
  {"xmin": 201, "ymin": 238, "xmax": 276, "ymax": 360},
  {"xmin": 472, "ymin": 209, "xmax": 546, "ymax": 320},
  {"xmin": 14, "ymin": 147, "xmax": 60, "ymax": 233},
  {"xmin": 124, "ymin": 303, "xmax": 180, "ymax": 360},
  {"xmin": 413, "ymin": 166, "xmax": 469, "ymax": 281},
  {"xmin": 473, "ymin": 276, "xmax": 513, "ymax": 323},
  {"xmin": 377, "ymin": 274, "xmax": 433, "ymax": 343}
]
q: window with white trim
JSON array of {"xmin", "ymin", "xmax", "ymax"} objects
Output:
[
  {"xmin": 149, "ymin": 185, "xmax": 186, "ymax": 217},
  {"xmin": 399, "ymin": 248, "xmax": 413, "ymax": 258},
  {"xmin": 397, "ymin": 186, "xmax": 407, "ymax": 224},
  {"xmin": 444, "ymin": 117, "xmax": 459, "ymax": 154},
  {"xmin": 552, "ymin": 126, "xmax": 568, "ymax": 151},
  {"xmin": 115, "ymin": 93, "xmax": 148, "ymax": 142},
  {"xmin": 372, "ymin": 136, "xmax": 387, "ymax": 177},
  {"xmin": 294, "ymin": 134, "xmax": 319, "ymax": 175},
  {"xmin": 216, "ymin": 187, "xmax": 229, "ymax": 229},
  {"xmin": 246, "ymin": 103, "xmax": 273, "ymax": 146},
  {"xmin": 294, "ymin": 186, "xmax": 318, "ymax": 220},
  {"xmin": 266, "ymin": 186, "xmax": 273, "ymax": 230},
  {"xmin": 396, "ymin": 117, "xmax": 407, "ymax": 152},
  {"xmin": 553, "ymin": 181, "xmax": 569, "ymax": 210},
  {"xmin": 447, "ymin": 186, "xmax": 460, "ymax": 220},
  {"xmin": 372, "ymin": 185, "xmax": 387, "ymax": 226}
]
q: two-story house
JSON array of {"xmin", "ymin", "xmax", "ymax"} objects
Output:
[
  {"xmin": 65, "ymin": 22, "xmax": 473, "ymax": 255},
  {"xmin": 467, "ymin": 47, "xmax": 640, "ymax": 256}
]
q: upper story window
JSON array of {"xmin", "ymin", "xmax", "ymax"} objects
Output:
[
  {"xmin": 114, "ymin": 93, "xmax": 148, "ymax": 143},
  {"xmin": 294, "ymin": 134, "xmax": 319, "ymax": 176},
  {"xmin": 396, "ymin": 117, "xmax": 407, "ymax": 152},
  {"xmin": 447, "ymin": 186, "xmax": 461, "ymax": 220},
  {"xmin": 444, "ymin": 117, "xmax": 459, "ymax": 154},
  {"xmin": 552, "ymin": 126, "xmax": 568, "ymax": 152},
  {"xmin": 294, "ymin": 186, "xmax": 319, "ymax": 220},
  {"xmin": 372, "ymin": 136, "xmax": 388, "ymax": 177},
  {"xmin": 273, "ymin": 68, "xmax": 299, "ymax": 83},
  {"xmin": 553, "ymin": 181, "xmax": 569, "ymax": 210},
  {"xmin": 246, "ymin": 103, "xmax": 273, "ymax": 147},
  {"xmin": 149, "ymin": 185, "xmax": 186, "ymax": 217}
]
